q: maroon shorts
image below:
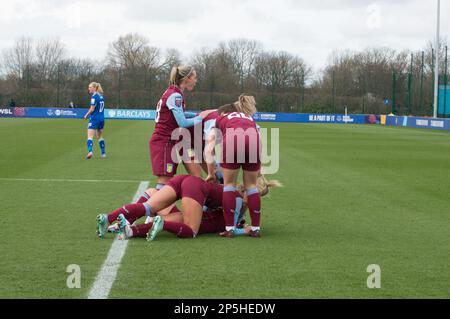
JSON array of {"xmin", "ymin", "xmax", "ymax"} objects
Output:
[
  {"xmin": 166, "ymin": 175, "xmax": 209, "ymax": 206},
  {"xmin": 198, "ymin": 209, "xmax": 226, "ymax": 234},
  {"xmin": 149, "ymin": 134, "xmax": 178, "ymax": 177},
  {"xmin": 169, "ymin": 205, "xmax": 181, "ymax": 215},
  {"xmin": 221, "ymin": 131, "xmax": 261, "ymax": 172}
]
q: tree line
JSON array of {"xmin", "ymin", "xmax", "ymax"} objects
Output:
[{"xmin": 0, "ymin": 33, "xmax": 448, "ymax": 115}]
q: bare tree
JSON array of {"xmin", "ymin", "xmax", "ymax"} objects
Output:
[
  {"xmin": 222, "ymin": 39, "xmax": 262, "ymax": 91},
  {"xmin": 107, "ymin": 33, "xmax": 160, "ymax": 70},
  {"xmin": 35, "ymin": 38, "xmax": 66, "ymax": 80},
  {"xmin": 1, "ymin": 37, "xmax": 34, "ymax": 79}
]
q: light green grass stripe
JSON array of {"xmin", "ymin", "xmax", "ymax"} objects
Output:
[{"xmin": 87, "ymin": 181, "xmax": 149, "ymax": 299}]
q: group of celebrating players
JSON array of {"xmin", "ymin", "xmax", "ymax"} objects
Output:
[{"xmin": 91, "ymin": 65, "xmax": 281, "ymax": 241}]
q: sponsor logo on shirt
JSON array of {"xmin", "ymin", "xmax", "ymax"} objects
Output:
[{"xmin": 175, "ymin": 97, "xmax": 182, "ymax": 108}]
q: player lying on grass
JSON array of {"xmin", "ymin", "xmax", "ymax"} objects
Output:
[
  {"xmin": 97, "ymin": 174, "xmax": 239, "ymax": 239},
  {"xmin": 97, "ymin": 173, "xmax": 281, "ymax": 240}
]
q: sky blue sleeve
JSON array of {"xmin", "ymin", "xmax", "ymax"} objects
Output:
[
  {"xmin": 167, "ymin": 92, "xmax": 202, "ymax": 128},
  {"xmin": 171, "ymin": 107, "xmax": 202, "ymax": 128},
  {"xmin": 184, "ymin": 111, "xmax": 198, "ymax": 119}
]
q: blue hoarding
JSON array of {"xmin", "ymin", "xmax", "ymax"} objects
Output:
[
  {"xmin": 104, "ymin": 109, "xmax": 155, "ymax": 120},
  {"xmin": 3, "ymin": 107, "xmax": 376, "ymax": 125},
  {"xmin": 253, "ymin": 112, "xmax": 371, "ymax": 124},
  {"xmin": 385, "ymin": 115, "xmax": 450, "ymax": 130}
]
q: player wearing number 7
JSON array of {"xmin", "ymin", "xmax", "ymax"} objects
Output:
[{"xmin": 83, "ymin": 82, "xmax": 106, "ymax": 159}]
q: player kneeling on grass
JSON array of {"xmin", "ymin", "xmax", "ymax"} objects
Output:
[{"xmin": 96, "ymin": 174, "xmax": 281, "ymax": 240}]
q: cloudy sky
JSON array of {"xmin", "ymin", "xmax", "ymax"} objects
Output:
[{"xmin": 0, "ymin": 0, "xmax": 448, "ymax": 72}]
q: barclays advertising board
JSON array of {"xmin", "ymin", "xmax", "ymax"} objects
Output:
[
  {"xmin": 21, "ymin": 107, "xmax": 155, "ymax": 120},
  {"xmin": 105, "ymin": 109, "xmax": 155, "ymax": 120}
]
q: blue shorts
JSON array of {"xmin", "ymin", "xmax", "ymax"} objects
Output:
[{"xmin": 88, "ymin": 120, "xmax": 105, "ymax": 130}]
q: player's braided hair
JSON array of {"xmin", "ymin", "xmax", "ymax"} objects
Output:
[{"xmin": 170, "ymin": 65, "xmax": 195, "ymax": 86}]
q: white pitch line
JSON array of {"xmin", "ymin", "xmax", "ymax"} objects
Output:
[
  {"xmin": 87, "ymin": 181, "xmax": 149, "ymax": 299},
  {"xmin": 0, "ymin": 178, "xmax": 142, "ymax": 183}
]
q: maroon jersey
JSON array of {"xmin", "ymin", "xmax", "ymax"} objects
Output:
[
  {"xmin": 153, "ymin": 85, "xmax": 185, "ymax": 138},
  {"xmin": 198, "ymin": 207, "xmax": 226, "ymax": 234},
  {"xmin": 215, "ymin": 111, "xmax": 261, "ymax": 171},
  {"xmin": 215, "ymin": 111, "xmax": 257, "ymax": 136},
  {"xmin": 202, "ymin": 110, "xmax": 219, "ymax": 140},
  {"xmin": 204, "ymin": 182, "xmax": 223, "ymax": 209}
]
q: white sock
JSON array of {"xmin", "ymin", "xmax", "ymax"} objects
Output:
[
  {"xmin": 226, "ymin": 226, "xmax": 235, "ymax": 232},
  {"xmin": 251, "ymin": 226, "xmax": 260, "ymax": 232}
]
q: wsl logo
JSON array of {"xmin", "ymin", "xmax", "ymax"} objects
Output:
[{"xmin": 0, "ymin": 108, "xmax": 13, "ymax": 115}]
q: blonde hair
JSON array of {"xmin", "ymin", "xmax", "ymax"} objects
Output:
[
  {"xmin": 235, "ymin": 94, "xmax": 257, "ymax": 116},
  {"xmin": 239, "ymin": 174, "xmax": 283, "ymax": 198},
  {"xmin": 89, "ymin": 82, "xmax": 104, "ymax": 95},
  {"xmin": 169, "ymin": 65, "xmax": 195, "ymax": 86},
  {"xmin": 256, "ymin": 174, "xmax": 283, "ymax": 197}
]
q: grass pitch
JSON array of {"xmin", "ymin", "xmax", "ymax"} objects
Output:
[{"xmin": 0, "ymin": 118, "xmax": 449, "ymax": 298}]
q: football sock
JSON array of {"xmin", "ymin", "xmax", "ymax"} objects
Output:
[
  {"xmin": 223, "ymin": 186, "xmax": 237, "ymax": 230},
  {"xmin": 163, "ymin": 221, "xmax": 195, "ymax": 238},
  {"xmin": 136, "ymin": 192, "xmax": 150, "ymax": 204},
  {"xmin": 156, "ymin": 183, "xmax": 165, "ymax": 191},
  {"xmin": 107, "ymin": 203, "xmax": 150, "ymax": 224},
  {"xmin": 98, "ymin": 138, "xmax": 106, "ymax": 155},
  {"xmin": 87, "ymin": 139, "xmax": 93, "ymax": 153},
  {"xmin": 130, "ymin": 223, "xmax": 152, "ymax": 238},
  {"xmin": 247, "ymin": 188, "xmax": 261, "ymax": 229}
]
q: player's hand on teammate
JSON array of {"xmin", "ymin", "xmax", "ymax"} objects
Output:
[
  {"xmin": 205, "ymin": 173, "xmax": 217, "ymax": 183},
  {"xmin": 199, "ymin": 109, "xmax": 216, "ymax": 119}
]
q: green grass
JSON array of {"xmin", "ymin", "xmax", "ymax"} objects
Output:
[{"xmin": 0, "ymin": 118, "xmax": 450, "ymax": 298}]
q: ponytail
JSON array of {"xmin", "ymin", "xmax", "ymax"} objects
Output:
[
  {"xmin": 235, "ymin": 94, "xmax": 257, "ymax": 116},
  {"xmin": 89, "ymin": 82, "xmax": 104, "ymax": 95},
  {"xmin": 257, "ymin": 174, "xmax": 283, "ymax": 197},
  {"xmin": 238, "ymin": 173, "xmax": 283, "ymax": 198},
  {"xmin": 169, "ymin": 65, "xmax": 195, "ymax": 86}
]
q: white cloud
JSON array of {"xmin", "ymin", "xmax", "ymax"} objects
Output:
[{"xmin": 0, "ymin": 0, "xmax": 448, "ymax": 72}]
